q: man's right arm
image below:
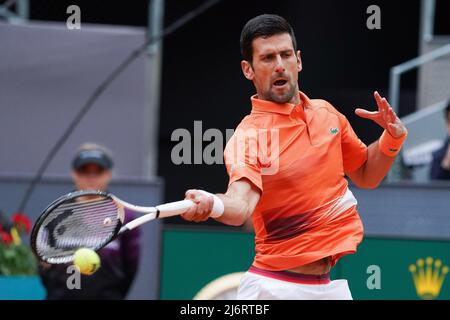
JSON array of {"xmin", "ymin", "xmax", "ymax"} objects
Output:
[{"xmin": 182, "ymin": 179, "xmax": 261, "ymax": 226}]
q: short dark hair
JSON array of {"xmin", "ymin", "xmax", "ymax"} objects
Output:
[
  {"xmin": 445, "ymin": 100, "xmax": 450, "ymax": 123},
  {"xmin": 240, "ymin": 14, "xmax": 297, "ymax": 62}
]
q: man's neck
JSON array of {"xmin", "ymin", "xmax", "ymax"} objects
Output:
[
  {"xmin": 289, "ymin": 93, "xmax": 301, "ymax": 105},
  {"xmin": 255, "ymin": 89, "xmax": 301, "ymax": 105}
]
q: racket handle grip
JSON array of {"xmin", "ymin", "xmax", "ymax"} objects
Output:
[
  {"xmin": 157, "ymin": 200, "xmax": 195, "ymax": 218},
  {"xmin": 157, "ymin": 196, "xmax": 224, "ymax": 219}
]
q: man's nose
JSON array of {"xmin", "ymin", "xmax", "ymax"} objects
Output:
[{"xmin": 274, "ymin": 55, "xmax": 285, "ymax": 73}]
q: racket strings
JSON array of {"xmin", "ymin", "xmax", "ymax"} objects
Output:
[
  {"xmin": 35, "ymin": 196, "xmax": 121, "ymax": 263},
  {"xmin": 50, "ymin": 198, "xmax": 113, "ymax": 212}
]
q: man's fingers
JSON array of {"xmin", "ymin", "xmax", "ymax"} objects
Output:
[
  {"xmin": 195, "ymin": 195, "xmax": 209, "ymax": 215},
  {"xmin": 379, "ymin": 97, "xmax": 388, "ymax": 114},
  {"xmin": 374, "ymin": 91, "xmax": 380, "ymax": 101},
  {"xmin": 388, "ymin": 108, "xmax": 398, "ymax": 123},
  {"xmin": 374, "ymin": 91, "xmax": 380, "ymax": 100},
  {"xmin": 181, "ymin": 205, "xmax": 198, "ymax": 220},
  {"xmin": 374, "ymin": 91, "xmax": 383, "ymax": 110},
  {"xmin": 186, "ymin": 190, "xmax": 203, "ymax": 206},
  {"xmin": 388, "ymin": 123, "xmax": 403, "ymax": 138},
  {"xmin": 376, "ymin": 95, "xmax": 394, "ymax": 124},
  {"xmin": 185, "ymin": 189, "xmax": 197, "ymax": 199},
  {"xmin": 190, "ymin": 197, "xmax": 211, "ymax": 222},
  {"xmin": 388, "ymin": 122, "xmax": 407, "ymax": 138},
  {"xmin": 381, "ymin": 102, "xmax": 397, "ymax": 126},
  {"xmin": 196, "ymin": 195, "xmax": 214, "ymax": 219},
  {"xmin": 201, "ymin": 195, "xmax": 214, "ymax": 213},
  {"xmin": 374, "ymin": 91, "xmax": 391, "ymax": 113},
  {"xmin": 361, "ymin": 92, "xmax": 403, "ymax": 134},
  {"xmin": 182, "ymin": 205, "xmax": 208, "ymax": 222},
  {"xmin": 388, "ymin": 123, "xmax": 397, "ymax": 131},
  {"xmin": 355, "ymin": 108, "xmax": 378, "ymax": 119},
  {"xmin": 182, "ymin": 190, "xmax": 215, "ymax": 222},
  {"xmin": 380, "ymin": 103, "xmax": 389, "ymax": 123},
  {"xmin": 386, "ymin": 108, "xmax": 394, "ymax": 124}
]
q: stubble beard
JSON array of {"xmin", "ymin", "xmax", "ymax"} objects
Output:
[{"xmin": 267, "ymin": 81, "xmax": 297, "ymax": 104}]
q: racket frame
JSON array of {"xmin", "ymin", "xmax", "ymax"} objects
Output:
[
  {"xmin": 30, "ymin": 190, "xmax": 196, "ymax": 264},
  {"xmin": 30, "ymin": 190, "xmax": 122, "ymax": 264}
]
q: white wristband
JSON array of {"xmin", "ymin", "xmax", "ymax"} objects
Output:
[{"xmin": 196, "ymin": 190, "xmax": 224, "ymax": 218}]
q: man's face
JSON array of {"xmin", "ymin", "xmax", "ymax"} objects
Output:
[
  {"xmin": 72, "ymin": 163, "xmax": 112, "ymax": 191},
  {"xmin": 241, "ymin": 33, "xmax": 302, "ymax": 104}
]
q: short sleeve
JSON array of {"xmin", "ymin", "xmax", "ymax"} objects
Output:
[
  {"xmin": 224, "ymin": 127, "xmax": 263, "ymax": 192},
  {"xmin": 339, "ymin": 114, "xmax": 368, "ymax": 173}
]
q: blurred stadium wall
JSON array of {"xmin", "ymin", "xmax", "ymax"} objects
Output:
[{"xmin": 0, "ymin": 18, "xmax": 162, "ymax": 299}]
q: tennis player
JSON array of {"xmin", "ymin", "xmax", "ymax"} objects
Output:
[{"xmin": 182, "ymin": 14, "xmax": 407, "ymax": 299}]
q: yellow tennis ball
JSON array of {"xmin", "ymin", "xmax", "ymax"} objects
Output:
[{"xmin": 73, "ymin": 248, "xmax": 101, "ymax": 275}]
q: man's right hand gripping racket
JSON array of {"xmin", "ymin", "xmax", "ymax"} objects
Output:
[{"xmin": 31, "ymin": 190, "xmax": 223, "ymax": 264}]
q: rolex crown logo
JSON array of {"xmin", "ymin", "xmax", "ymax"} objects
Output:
[{"xmin": 409, "ymin": 257, "xmax": 449, "ymax": 300}]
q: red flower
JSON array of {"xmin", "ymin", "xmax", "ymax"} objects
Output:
[
  {"xmin": 11, "ymin": 213, "xmax": 32, "ymax": 234},
  {"xmin": 0, "ymin": 230, "xmax": 13, "ymax": 245}
]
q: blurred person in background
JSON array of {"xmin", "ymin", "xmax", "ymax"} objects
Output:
[
  {"xmin": 430, "ymin": 101, "xmax": 450, "ymax": 180},
  {"xmin": 38, "ymin": 143, "xmax": 141, "ymax": 299}
]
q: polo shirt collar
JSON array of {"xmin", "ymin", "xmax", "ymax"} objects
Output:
[{"xmin": 251, "ymin": 91, "xmax": 312, "ymax": 115}]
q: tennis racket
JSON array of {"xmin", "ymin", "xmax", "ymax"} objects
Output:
[{"xmin": 31, "ymin": 190, "xmax": 222, "ymax": 264}]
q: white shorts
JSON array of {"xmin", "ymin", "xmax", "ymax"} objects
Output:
[{"xmin": 237, "ymin": 267, "xmax": 353, "ymax": 300}]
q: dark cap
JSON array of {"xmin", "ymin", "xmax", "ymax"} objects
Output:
[{"xmin": 72, "ymin": 148, "xmax": 113, "ymax": 170}]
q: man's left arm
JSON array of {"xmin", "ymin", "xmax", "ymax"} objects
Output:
[{"xmin": 346, "ymin": 91, "xmax": 408, "ymax": 189}]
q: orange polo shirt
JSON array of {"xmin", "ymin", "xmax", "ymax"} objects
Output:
[{"xmin": 224, "ymin": 91, "xmax": 367, "ymax": 271}]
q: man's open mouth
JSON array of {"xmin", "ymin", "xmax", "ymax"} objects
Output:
[{"xmin": 273, "ymin": 79, "xmax": 288, "ymax": 87}]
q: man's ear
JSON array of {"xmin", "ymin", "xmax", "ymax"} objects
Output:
[
  {"xmin": 241, "ymin": 60, "xmax": 255, "ymax": 81},
  {"xmin": 297, "ymin": 50, "xmax": 302, "ymax": 72}
]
